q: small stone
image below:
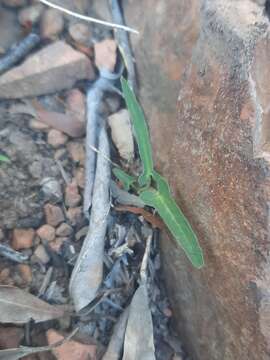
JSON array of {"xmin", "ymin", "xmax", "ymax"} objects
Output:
[
  {"xmin": 29, "ymin": 119, "xmax": 50, "ymax": 131},
  {"xmin": 46, "ymin": 329, "xmax": 97, "ymax": 360},
  {"xmin": 36, "ymin": 224, "xmax": 55, "ymax": 242},
  {"xmin": 94, "ymin": 39, "xmax": 117, "ymax": 72},
  {"xmin": 68, "ymin": 22, "xmax": 92, "ymax": 47},
  {"xmin": 41, "ymin": 177, "xmax": 63, "ymax": 202},
  {"xmin": 0, "ymin": 326, "xmax": 24, "ymax": 349},
  {"xmin": 47, "ymin": 129, "xmax": 68, "ymax": 148},
  {"xmin": 0, "ymin": 41, "xmax": 94, "ymax": 99},
  {"xmin": 12, "ymin": 228, "xmax": 35, "ymax": 250},
  {"xmin": 66, "ymin": 89, "xmax": 86, "ymax": 137},
  {"xmin": 18, "ymin": 4, "xmax": 43, "ymax": 26},
  {"xmin": 66, "ymin": 206, "xmax": 83, "ymax": 226},
  {"xmin": 163, "ymin": 307, "xmax": 173, "ymax": 317},
  {"xmin": 2, "ymin": 0, "xmax": 26, "ymax": 7},
  {"xmin": 18, "ymin": 264, "xmax": 32, "ymax": 284},
  {"xmin": 49, "ymin": 237, "xmax": 67, "ymax": 253},
  {"xmin": 0, "ymin": 228, "xmax": 4, "ymax": 241},
  {"xmin": 65, "ymin": 181, "xmax": 81, "ymax": 207},
  {"xmin": 56, "ymin": 223, "xmax": 73, "ymax": 237},
  {"xmin": 108, "ymin": 109, "xmax": 134, "ymax": 161},
  {"xmin": 74, "ymin": 167, "xmax": 85, "ymax": 189},
  {"xmin": 67, "ymin": 141, "xmax": 85, "ymax": 164},
  {"xmin": 0, "ymin": 268, "xmax": 10, "ymax": 282},
  {"xmin": 34, "ymin": 244, "xmax": 50, "ymax": 264},
  {"xmin": 75, "ymin": 226, "xmax": 88, "ymax": 241},
  {"xmin": 44, "ymin": 204, "xmax": 65, "ymax": 227},
  {"xmin": 40, "ymin": 9, "xmax": 64, "ymax": 39}
]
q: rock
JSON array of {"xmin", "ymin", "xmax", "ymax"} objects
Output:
[
  {"xmin": 29, "ymin": 119, "xmax": 50, "ymax": 131},
  {"xmin": 108, "ymin": 109, "xmax": 134, "ymax": 161},
  {"xmin": 18, "ymin": 264, "xmax": 32, "ymax": 284},
  {"xmin": 44, "ymin": 204, "xmax": 64, "ymax": 227},
  {"xmin": 94, "ymin": 39, "xmax": 117, "ymax": 72},
  {"xmin": 0, "ymin": 228, "xmax": 4, "ymax": 241},
  {"xmin": 41, "ymin": 177, "xmax": 63, "ymax": 203},
  {"xmin": 0, "ymin": 6, "xmax": 21, "ymax": 51},
  {"xmin": 67, "ymin": 141, "xmax": 85, "ymax": 164},
  {"xmin": 75, "ymin": 226, "xmax": 88, "ymax": 241},
  {"xmin": 12, "ymin": 228, "xmax": 35, "ymax": 250},
  {"xmin": 49, "ymin": 237, "xmax": 67, "ymax": 253},
  {"xmin": 46, "ymin": 329, "xmax": 97, "ymax": 360},
  {"xmin": 74, "ymin": 167, "xmax": 85, "ymax": 189},
  {"xmin": 2, "ymin": 0, "xmax": 26, "ymax": 7},
  {"xmin": 66, "ymin": 88, "xmax": 86, "ymax": 137},
  {"xmin": 0, "ymin": 326, "xmax": 24, "ymax": 349},
  {"xmin": 18, "ymin": 4, "xmax": 43, "ymax": 26},
  {"xmin": 0, "ymin": 41, "xmax": 95, "ymax": 99},
  {"xmin": 36, "ymin": 224, "xmax": 55, "ymax": 242},
  {"xmin": 66, "ymin": 206, "xmax": 83, "ymax": 226},
  {"xmin": 34, "ymin": 244, "xmax": 50, "ymax": 264},
  {"xmin": 56, "ymin": 223, "xmax": 73, "ymax": 237},
  {"xmin": 47, "ymin": 129, "xmax": 68, "ymax": 148},
  {"xmin": 0, "ymin": 268, "xmax": 10, "ymax": 283},
  {"xmin": 68, "ymin": 22, "xmax": 92, "ymax": 47},
  {"xmin": 40, "ymin": 9, "xmax": 64, "ymax": 39},
  {"xmin": 65, "ymin": 181, "xmax": 81, "ymax": 208}
]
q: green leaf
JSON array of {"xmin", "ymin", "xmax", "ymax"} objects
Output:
[
  {"xmin": 121, "ymin": 77, "xmax": 154, "ymax": 187},
  {"xmin": 0, "ymin": 154, "xmax": 10, "ymax": 163},
  {"xmin": 113, "ymin": 167, "xmax": 137, "ymax": 191},
  {"xmin": 140, "ymin": 171, "xmax": 204, "ymax": 268}
]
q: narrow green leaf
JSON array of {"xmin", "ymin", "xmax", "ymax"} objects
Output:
[
  {"xmin": 0, "ymin": 154, "xmax": 10, "ymax": 163},
  {"xmin": 140, "ymin": 172, "xmax": 204, "ymax": 268},
  {"xmin": 121, "ymin": 77, "xmax": 154, "ymax": 186},
  {"xmin": 113, "ymin": 167, "xmax": 137, "ymax": 191}
]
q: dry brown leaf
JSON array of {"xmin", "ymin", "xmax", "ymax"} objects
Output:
[
  {"xmin": 0, "ymin": 328, "xmax": 78, "ymax": 360},
  {"xmin": 31, "ymin": 99, "xmax": 85, "ymax": 138},
  {"xmin": 114, "ymin": 205, "xmax": 164, "ymax": 229},
  {"xmin": 0, "ymin": 286, "xmax": 65, "ymax": 324}
]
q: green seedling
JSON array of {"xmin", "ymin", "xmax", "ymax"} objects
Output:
[{"xmin": 114, "ymin": 78, "xmax": 204, "ymax": 268}]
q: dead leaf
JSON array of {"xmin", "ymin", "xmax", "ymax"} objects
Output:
[
  {"xmin": 0, "ymin": 286, "xmax": 65, "ymax": 324},
  {"xmin": 0, "ymin": 328, "xmax": 78, "ymax": 360},
  {"xmin": 115, "ymin": 205, "xmax": 164, "ymax": 229},
  {"xmin": 31, "ymin": 99, "xmax": 85, "ymax": 138}
]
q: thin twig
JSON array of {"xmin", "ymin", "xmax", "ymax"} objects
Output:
[
  {"xmin": 109, "ymin": 0, "xmax": 137, "ymax": 91},
  {"xmin": 38, "ymin": 0, "xmax": 138, "ymax": 34},
  {"xmin": 0, "ymin": 244, "xmax": 29, "ymax": 263},
  {"xmin": 0, "ymin": 33, "xmax": 40, "ymax": 75}
]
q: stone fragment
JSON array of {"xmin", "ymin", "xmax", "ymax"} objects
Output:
[
  {"xmin": 56, "ymin": 223, "xmax": 73, "ymax": 237},
  {"xmin": 2, "ymin": 0, "xmax": 26, "ymax": 7},
  {"xmin": 12, "ymin": 228, "xmax": 35, "ymax": 250},
  {"xmin": 0, "ymin": 228, "xmax": 4, "ymax": 241},
  {"xmin": 68, "ymin": 22, "xmax": 92, "ymax": 47},
  {"xmin": 46, "ymin": 329, "xmax": 97, "ymax": 360},
  {"xmin": 0, "ymin": 268, "xmax": 10, "ymax": 283},
  {"xmin": 0, "ymin": 41, "xmax": 95, "ymax": 99},
  {"xmin": 18, "ymin": 264, "xmax": 32, "ymax": 284},
  {"xmin": 18, "ymin": 4, "xmax": 43, "ymax": 26},
  {"xmin": 47, "ymin": 129, "xmax": 68, "ymax": 148},
  {"xmin": 65, "ymin": 181, "xmax": 81, "ymax": 208},
  {"xmin": 75, "ymin": 226, "xmax": 88, "ymax": 241},
  {"xmin": 0, "ymin": 326, "xmax": 24, "ymax": 349},
  {"xmin": 36, "ymin": 224, "xmax": 55, "ymax": 242},
  {"xmin": 108, "ymin": 109, "xmax": 134, "ymax": 161},
  {"xmin": 41, "ymin": 177, "xmax": 63, "ymax": 202},
  {"xmin": 34, "ymin": 244, "xmax": 50, "ymax": 264},
  {"xmin": 94, "ymin": 39, "xmax": 117, "ymax": 72},
  {"xmin": 40, "ymin": 9, "xmax": 64, "ymax": 39},
  {"xmin": 44, "ymin": 204, "xmax": 64, "ymax": 227},
  {"xmin": 66, "ymin": 88, "xmax": 86, "ymax": 137},
  {"xmin": 67, "ymin": 141, "xmax": 85, "ymax": 164},
  {"xmin": 66, "ymin": 206, "xmax": 83, "ymax": 226},
  {"xmin": 29, "ymin": 119, "xmax": 50, "ymax": 131},
  {"xmin": 74, "ymin": 167, "xmax": 85, "ymax": 189},
  {"xmin": 49, "ymin": 237, "xmax": 67, "ymax": 253}
]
